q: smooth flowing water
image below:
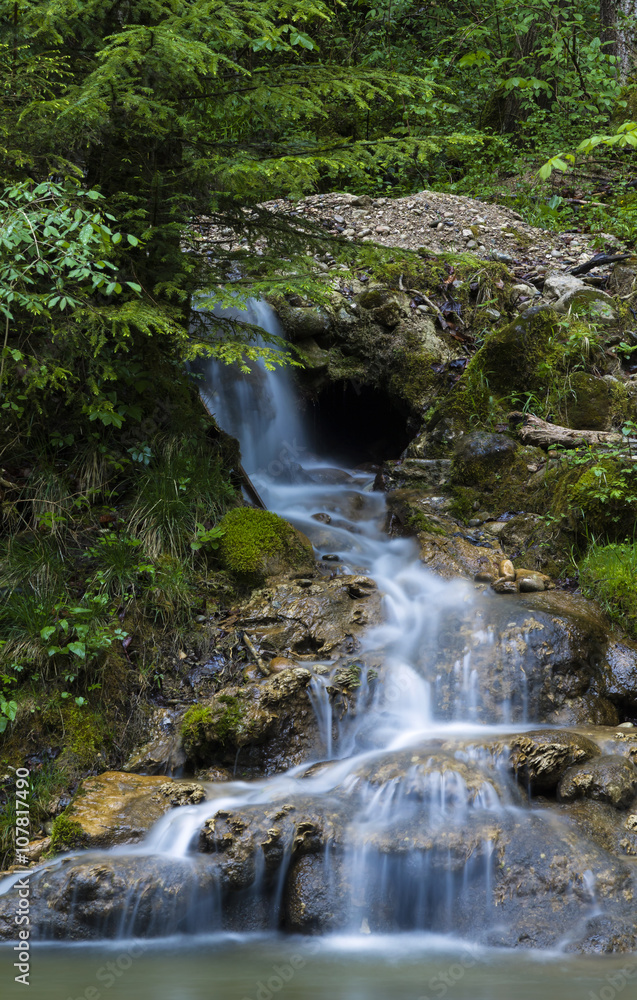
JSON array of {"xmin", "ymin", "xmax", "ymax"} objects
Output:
[{"xmin": 2, "ymin": 301, "xmax": 635, "ymax": 997}]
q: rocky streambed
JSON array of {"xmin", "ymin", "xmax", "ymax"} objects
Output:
[{"xmin": 3, "ymin": 302, "xmax": 637, "ymax": 955}]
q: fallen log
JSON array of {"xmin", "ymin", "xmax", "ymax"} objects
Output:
[{"xmin": 508, "ymin": 411, "xmax": 623, "ymax": 449}]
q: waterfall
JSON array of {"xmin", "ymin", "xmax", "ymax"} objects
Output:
[{"xmin": 1, "ymin": 300, "xmax": 629, "ymax": 960}]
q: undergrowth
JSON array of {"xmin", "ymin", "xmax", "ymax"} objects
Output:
[{"xmin": 579, "ymin": 542, "xmax": 637, "ymax": 638}]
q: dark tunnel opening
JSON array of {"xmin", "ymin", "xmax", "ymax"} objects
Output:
[{"xmin": 304, "ymin": 381, "xmax": 414, "ymax": 466}]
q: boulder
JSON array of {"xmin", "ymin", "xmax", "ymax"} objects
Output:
[
  {"xmin": 0, "ymin": 856, "xmax": 220, "ymax": 940},
  {"xmin": 543, "ymin": 273, "xmax": 587, "ymax": 301},
  {"xmin": 552, "ymin": 286, "xmax": 619, "ymax": 324},
  {"xmin": 424, "ymin": 590, "xmax": 619, "ymax": 725},
  {"xmin": 603, "ymin": 639, "xmax": 637, "ymax": 713},
  {"xmin": 54, "ymin": 772, "xmax": 208, "ymax": 849},
  {"xmin": 218, "ymin": 508, "xmax": 315, "ymax": 585},
  {"xmin": 509, "ymin": 730, "xmax": 600, "ymax": 792},
  {"xmin": 558, "ymin": 755, "xmax": 637, "ymax": 809},
  {"xmin": 418, "ymin": 532, "xmax": 504, "ymax": 582},
  {"xmin": 564, "ymin": 371, "xmax": 612, "ymax": 431}
]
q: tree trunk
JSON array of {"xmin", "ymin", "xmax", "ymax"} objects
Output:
[{"xmin": 601, "ymin": 0, "xmax": 637, "ymax": 81}]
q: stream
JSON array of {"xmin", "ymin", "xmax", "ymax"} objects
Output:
[{"xmin": 1, "ymin": 301, "xmax": 636, "ymax": 997}]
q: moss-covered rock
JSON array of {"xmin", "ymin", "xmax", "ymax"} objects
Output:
[
  {"xmin": 218, "ymin": 507, "xmax": 314, "ymax": 584},
  {"xmin": 564, "ymin": 372, "xmax": 611, "ymax": 430},
  {"xmin": 566, "ymin": 459, "xmax": 637, "ymax": 538},
  {"xmin": 49, "ymin": 814, "xmax": 88, "ymax": 854},
  {"xmin": 180, "ymin": 667, "xmax": 318, "ymax": 775},
  {"xmin": 49, "ymin": 772, "xmax": 208, "ymax": 852},
  {"xmin": 449, "ymin": 432, "xmax": 546, "ymax": 520}
]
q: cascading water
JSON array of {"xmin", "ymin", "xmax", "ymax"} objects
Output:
[{"xmin": 2, "ymin": 301, "xmax": 637, "ymax": 999}]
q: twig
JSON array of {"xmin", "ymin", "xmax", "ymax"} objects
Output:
[{"xmin": 242, "ymin": 631, "xmax": 271, "ymax": 676}]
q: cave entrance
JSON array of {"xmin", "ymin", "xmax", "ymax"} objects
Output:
[{"xmin": 305, "ymin": 381, "xmax": 413, "ymax": 466}]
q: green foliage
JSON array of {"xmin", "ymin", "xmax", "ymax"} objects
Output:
[
  {"xmin": 126, "ymin": 438, "xmax": 234, "ymax": 560},
  {"xmin": 579, "ymin": 542, "xmax": 637, "ymax": 637}
]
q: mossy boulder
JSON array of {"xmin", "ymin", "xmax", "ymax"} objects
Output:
[
  {"xmin": 552, "ymin": 287, "xmax": 619, "ymax": 325},
  {"xmin": 430, "ymin": 307, "xmax": 562, "ymax": 429},
  {"xmin": 449, "ymin": 432, "xmax": 545, "ymax": 520},
  {"xmin": 565, "ymin": 372, "xmax": 611, "ymax": 430},
  {"xmin": 218, "ymin": 507, "xmax": 314, "ymax": 584},
  {"xmin": 180, "ymin": 667, "xmax": 318, "ymax": 775},
  {"xmin": 452, "ymin": 431, "xmax": 517, "ymax": 479},
  {"xmin": 566, "ymin": 459, "xmax": 637, "ymax": 539},
  {"xmin": 468, "ymin": 307, "xmax": 560, "ymax": 399}
]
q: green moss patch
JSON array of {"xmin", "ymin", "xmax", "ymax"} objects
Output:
[
  {"xmin": 49, "ymin": 814, "xmax": 88, "ymax": 855},
  {"xmin": 181, "ymin": 694, "xmax": 247, "ymax": 758},
  {"xmin": 580, "ymin": 542, "xmax": 637, "ymax": 637},
  {"xmin": 218, "ymin": 507, "xmax": 314, "ymax": 584}
]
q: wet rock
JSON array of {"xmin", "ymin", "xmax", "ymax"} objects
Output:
[
  {"xmin": 234, "ymin": 573, "xmax": 382, "ymax": 661},
  {"xmin": 418, "ymin": 533, "xmax": 503, "ymax": 582},
  {"xmin": 481, "ymin": 811, "xmax": 637, "ymax": 951},
  {"xmin": 123, "ymin": 708, "xmax": 186, "ymax": 774},
  {"xmin": 426, "ymin": 591, "xmax": 619, "ymax": 725},
  {"xmin": 517, "ymin": 572, "xmax": 546, "ymax": 593},
  {"xmin": 342, "ymin": 749, "xmax": 500, "ymax": 806},
  {"xmin": 491, "ymin": 578, "xmax": 518, "ymax": 594},
  {"xmin": 0, "ymin": 856, "xmax": 221, "ymax": 940},
  {"xmin": 509, "ymin": 730, "xmax": 601, "ymax": 792},
  {"xmin": 198, "ymin": 797, "xmax": 349, "ymax": 890},
  {"xmin": 515, "ymin": 568, "xmax": 551, "ymax": 590},
  {"xmin": 603, "ymin": 639, "xmax": 637, "ymax": 713},
  {"xmin": 558, "ymin": 755, "xmax": 637, "ymax": 809},
  {"xmin": 498, "ymin": 559, "xmax": 515, "ymax": 580},
  {"xmin": 60, "ymin": 772, "xmax": 202, "ymax": 849},
  {"xmin": 21, "ymin": 838, "xmax": 51, "ymax": 863},
  {"xmin": 195, "ymin": 765, "xmax": 233, "ymax": 783},
  {"xmin": 558, "ymin": 799, "xmax": 637, "ymax": 857},
  {"xmin": 153, "ymin": 781, "xmax": 207, "ymax": 808},
  {"xmin": 268, "ymin": 656, "xmax": 300, "ymax": 673},
  {"xmin": 284, "ymin": 853, "xmax": 351, "ymax": 932},
  {"xmin": 180, "ymin": 667, "xmax": 316, "ymax": 775}
]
